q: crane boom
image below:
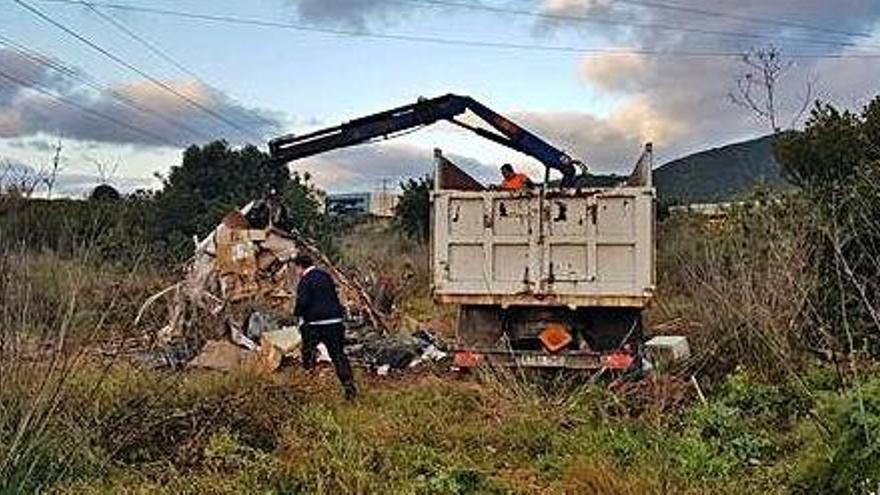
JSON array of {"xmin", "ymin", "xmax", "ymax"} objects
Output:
[{"xmin": 268, "ymin": 94, "xmax": 582, "ymax": 186}]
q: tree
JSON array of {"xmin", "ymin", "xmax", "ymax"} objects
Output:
[
  {"xmin": 153, "ymin": 141, "xmax": 292, "ymax": 254},
  {"xmin": 775, "ymin": 96, "xmax": 880, "ymax": 355},
  {"xmin": 774, "ymin": 103, "xmax": 864, "ymax": 190},
  {"xmin": 151, "ymin": 140, "xmax": 332, "ymax": 259},
  {"xmin": 89, "ymin": 184, "xmax": 121, "ymax": 202},
  {"xmin": 43, "ymin": 137, "xmax": 64, "ymax": 199},
  {"xmin": 729, "ymin": 45, "xmax": 814, "ymax": 133},
  {"xmin": 394, "ymin": 176, "xmax": 432, "ymax": 243},
  {"xmin": 0, "ymin": 159, "xmax": 44, "ymax": 199}
]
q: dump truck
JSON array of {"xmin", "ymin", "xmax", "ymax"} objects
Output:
[{"xmin": 270, "ymin": 94, "xmax": 655, "ymax": 370}]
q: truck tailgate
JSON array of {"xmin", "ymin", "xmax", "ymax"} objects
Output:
[{"xmin": 432, "ymin": 187, "xmax": 654, "ymax": 308}]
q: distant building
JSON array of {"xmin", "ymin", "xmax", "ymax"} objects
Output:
[
  {"xmin": 326, "ymin": 191, "xmax": 400, "ymax": 218},
  {"xmin": 668, "ymin": 202, "xmax": 733, "ymax": 218}
]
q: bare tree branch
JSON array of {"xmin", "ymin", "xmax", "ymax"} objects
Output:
[
  {"xmin": 43, "ymin": 136, "xmax": 65, "ymax": 199},
  {"xmin": 87, "ymin": 155, "xmax": 121, "ymax": 185},
  {"xmin": 0, "ymin": 159, "xmax": 47, "ymax": 198},
  {"xmin": 729, "ymin": 45, "xmax": 813, "ymax": 134}
]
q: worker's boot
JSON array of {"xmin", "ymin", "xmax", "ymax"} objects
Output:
[{"xmin": 343, "ymin": 382, "xmax": 358, "ymax": 402}]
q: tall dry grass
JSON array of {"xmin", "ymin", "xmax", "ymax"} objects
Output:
[
  {"xmin": 337, "ymin": 220, "xmax": 455, "ymax": 331},
  {"xmin": 0, "ymin": 236, "xmax": 167, "ymax": 491},
  {"xmin": 655, "ymin": 193, "xmax": 821, "ymax": 383}
]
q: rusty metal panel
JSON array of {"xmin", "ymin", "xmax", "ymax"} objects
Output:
[
  {"xmin": 447, "ymin": 197, "xmax": 484, "ymax": 237},
  {"xmin": 547, "ymin": 197, "xmax": 589, "ymax": 237},
  {"xmin": 432, "ymin": 148, "xmax": 655, "ymax": 309},
  {"xmin": 435, "ymin": 293, "xmax": 651, "ymax": 308},
  {"xmin": 549, "ymin": 244, "xmax": 588, "ymax": 281},
  {"xmin": 448, "ymin": 244, "xmax": 484, "ymax": 281},
  {"xmin": 597, "ymin": 244, "xmax": 636, "ymax": 282},
  {"xmin": 492, "ymin": 243, "xmax": 530, "ymax": 281},
  {"xmin": 491, "ymin": 197, "xmax": 531, "ymax": 236},
  {"xmin": 596, "ymin": 196, "xmax": 636, "ymax": 238},
  {"xmin": 435, "ymin": 148, "xmax": 485, "ymax": 191}
]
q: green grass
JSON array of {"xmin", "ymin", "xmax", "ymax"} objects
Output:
[
  {"xmin": 4, "ymin": 216, "xmax": 879, "ymax": 494},
  {"xmin": 34, "ymin": 364, "xmax": 852, "ymax": 495}
]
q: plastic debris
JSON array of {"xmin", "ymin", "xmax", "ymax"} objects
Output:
[{"xmin": 347, "ymin": 329, "xmax": 450, "ymax": 374}]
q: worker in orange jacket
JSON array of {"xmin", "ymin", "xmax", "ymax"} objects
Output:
[{"xmin": 499, "ymin": 163, "xmax": 533, "ymax": 190}]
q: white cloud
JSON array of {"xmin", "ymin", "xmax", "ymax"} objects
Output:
[
  {"xmin": 0, "ymin": 48, "xmax": 284, "ymax": 148},
  {"xmin": 291, "ymin": 142, "xmax": 495, "ymax": 192},
  {"xmin": 529, "ymin": 0, "xmax": 880, "ymax": 166}
]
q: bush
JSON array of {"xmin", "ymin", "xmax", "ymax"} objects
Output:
[
  {"xmin": 775, "ymin": 99, "xmax": 880, "ymax": 356},
  {"xmin": 0, "ymin": 195, "xmax": 162, "ymax": 264},
  {"xmin": 657, "ymin": 191, "xmax": 819, "ymax": 380},
  {"xmin": 394, "ymin": 175, "xmax": 431, "ymax": 243},
  {"xmin": 1, "ymin": 141, "xmax": 332, "ymax": 266},
  {"xmin": 0, "ymin": 247, "xmax": 142, "ymax": 492},
  {"xmin": 795, "ymin": 377, "xmax": 880, "ymax": 494},
  {"xmin": 664, "ymin": 371, "xmax": 812, "ymax": 482}
]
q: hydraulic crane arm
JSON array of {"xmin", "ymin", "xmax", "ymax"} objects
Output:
[{"xmin": 268, "ymin": 94, "xmax": 583, "ymax": 186}]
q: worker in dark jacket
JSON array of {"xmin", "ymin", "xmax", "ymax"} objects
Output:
[{"xmin": 291, "ymin": 254, "xmax": 357, "ymax": 401}]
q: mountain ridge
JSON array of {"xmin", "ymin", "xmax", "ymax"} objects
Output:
[{"xmin": 653, "ymin": 135, "xmax": 784, "ymax": 204}]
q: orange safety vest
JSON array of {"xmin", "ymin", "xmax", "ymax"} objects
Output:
[{"xmin": 501, "ymin": 173, "xmax": 530, "ymax": 190}]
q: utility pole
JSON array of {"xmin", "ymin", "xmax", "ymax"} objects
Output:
[{"xmin": 46, "ymin": 136, "xmax": 62, "ymax": 199}]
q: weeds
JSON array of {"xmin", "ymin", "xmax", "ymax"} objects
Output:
[
  {"xmin": 0, "ymin": 245, "xmax": 136, "ymax": 491},
  {"xmin": 656, "ymin": 193, "xmax": 820, "ymax": 383}
]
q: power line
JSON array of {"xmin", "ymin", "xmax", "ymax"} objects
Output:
[
  {"xmin": 0, "ymin": 67, "xmax": 181, "ymax": 147},
  {"xmin": 28, "ymin": 0, "xmax": 880, "ymax": 59},
  {"xmin": 400, "ymin": 0, "xmax": 872, "ymax": 50},
  {"xmin": 72, "ymin": 0, "xmax": 279, "ymax": 130},
  {"xmin": 611, "ymin": 0, "xmax": 874, "ymax": 40},
  {"xmin": 13, "ymin": 0, "xmax": 264, "ymax": 142},
  {"xmin": 0, "ymin": 33, "xmax": 212, "ymax": 142}
]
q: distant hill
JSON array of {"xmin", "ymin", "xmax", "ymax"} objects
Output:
[{"xmin": 653, "ymin": 135, "xmax": 785, "ymax": 205}]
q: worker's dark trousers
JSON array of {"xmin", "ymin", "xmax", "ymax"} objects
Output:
[{"xmin": 300, "ymin": 323, "xmax": 357, "ymax": 396}]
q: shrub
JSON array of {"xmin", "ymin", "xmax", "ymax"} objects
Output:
[
  {"xmin": 394, "ymin": 175, "xmax": 431, "ymax": 243},
  {"xmin": 657, "ymin": 191, "xmax": 819, "ymax": 380},
  {"xmin": 0, "ymin": 246, "xmax": 137, "ymax": 492},
  {"xmin": 775, "ymin": 99, "xmax": 880, "ymax": 356},
  {"xmin": 794, "ymin": 377, "xmax": 880, "ymax": 494}
]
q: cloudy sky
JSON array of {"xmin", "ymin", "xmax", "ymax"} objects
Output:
[{"xmin": 1, "ymin": 0, "xmax": 879, "ymax": 195}]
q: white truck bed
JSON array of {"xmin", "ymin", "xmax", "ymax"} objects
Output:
[{"xmin": 431, "ymin": 149, "xmax": 655, "ymax": 309}]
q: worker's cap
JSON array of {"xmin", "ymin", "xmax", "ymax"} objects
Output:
[{"xmin": 500, "ymin": 163, "xmax": 514, "ymax": 173}]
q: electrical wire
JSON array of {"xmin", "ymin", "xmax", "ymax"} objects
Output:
[
  {"xmin": 27, "ymin": 0, "xmax": 880, "ymax": 59},
  {"xmin": 71, "ymin": 0, "xmax": 279, "ymax": 130},
  {"xmin": 0, "ymin": 33, "xmax": 212, "ymax": 142},
  {"xmin": 399, "ymin": 0, "xmax": 873, "ymax": 50},
  {"xmin": 611, "ymin": 0, "xmax": 874, "ymax": 40},
  {"xmin": 14, "ymin": 0, "xmax": 264, "ymax": 142},
  {"xmin": 0, "ymin": 67, "xmax": 182, "ymax": 147}
]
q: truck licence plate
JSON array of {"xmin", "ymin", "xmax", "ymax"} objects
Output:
[{"xmin": 517, "ymin": 354, "xmax": 566, "ymax": 367}]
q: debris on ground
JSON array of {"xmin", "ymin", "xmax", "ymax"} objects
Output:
[
  {"xmin": 187, "ymin": 340, "xmax": 256, "ymax": 371},
  {"xmin": 348, "ymin": 329, "xmax": 449, "ymax": 374},
  {"xmin": 135, "ymin": 198, "xmax": 448, "ymax": 375}
]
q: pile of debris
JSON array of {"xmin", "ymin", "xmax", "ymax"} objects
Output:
[{"xmin": 135, "ymin": 199, "xmax": 447, "ymax": 374}]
